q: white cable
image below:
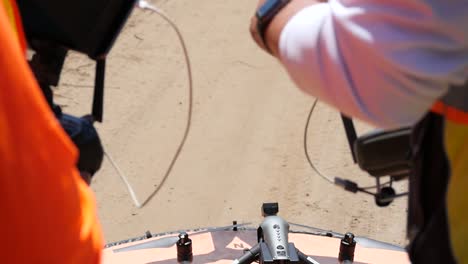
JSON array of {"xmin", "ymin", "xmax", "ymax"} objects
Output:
[
  {"xmin": 104, "ymin": 0, "xmax": 194, "ymax": 208},
  {"xmin": 137, "ymin": 0, "xmax": 162, "ymax": 13},
  {"xmin": 105, "ymin": 151, "xmax": 143, "ymax": 208}
]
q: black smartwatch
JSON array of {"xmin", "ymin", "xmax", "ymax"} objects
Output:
[{"xmin": 256, "ymin": 0, "xmax": 291, "ymax": 52}]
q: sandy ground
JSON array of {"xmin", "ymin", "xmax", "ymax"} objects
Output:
[{"xmin": 56, "ymin": 0, "xmax": 408, "ymax": 247}]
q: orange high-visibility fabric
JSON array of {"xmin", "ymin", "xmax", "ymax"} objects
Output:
[
  {"xmin": 2, "ymin": 0, "xmax": 26, "ymax": 51},
  {"xmin": 431, "ymin": 100, "xmax": 468, "ymax": 262},
  {"xmin": 432, "ymin": 101, "xmax": 468, "ymax": 125},
  {"xmin": 445, "ymin": 121, "xmax": 468, "ymax": 264},
  {"xmin": 0, "ymin": 2, "xmax": 103, "ymax": 263}
]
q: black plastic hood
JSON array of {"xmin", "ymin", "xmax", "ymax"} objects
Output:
[{"xmin": 17, "ymin": 0, "xmax": 136, "ymax": 59}]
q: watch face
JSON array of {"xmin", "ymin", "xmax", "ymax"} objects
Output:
[{"xmin": 257, "ymin": 0, "xmax": 283, "ymax": 19}]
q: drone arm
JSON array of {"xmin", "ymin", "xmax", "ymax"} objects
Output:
[
  {"xmin": 232, "ymin": 244, "xmax": 261, "ymax": 264},
  {"xmin": 297, "ymin": 249, "xmax": 321, "ymax": 264}
]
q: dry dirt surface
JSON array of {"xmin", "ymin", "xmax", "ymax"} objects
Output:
[{"xmin": 56, "ymin": 0, "xmax": 408, "ymax": 248}]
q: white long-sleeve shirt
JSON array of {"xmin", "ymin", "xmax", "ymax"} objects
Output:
[{"xmin": 279, "ymin": 0, "xmax": 468, "ymax": 128}]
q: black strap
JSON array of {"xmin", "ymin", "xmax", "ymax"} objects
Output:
[
  {"xmin": 407, "ymin": 112, "xmax": 456, "ymax": 263},
  {"xmin": 29, "ymin": 42, "xmax": 68, "ymax": 109},
  {"xmin": 340, "ymin": 114, "xmax": 358, "ymax": 163},
  {"xmin": 92, "ymin": 59, "xmax": 106, "ymax": 122}
]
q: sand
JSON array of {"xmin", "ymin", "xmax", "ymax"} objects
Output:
[{"xmin": 55, "ymin": 0, "xmax": 408, "ymax": 248}]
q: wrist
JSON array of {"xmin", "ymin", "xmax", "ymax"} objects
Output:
[
  {"xmin": 253, "ymin": 0, "xmax": 322, "ymax": 57},
  {"xmin": 256, "ymin": 0, "xmax": 291, "ymax": 53}
]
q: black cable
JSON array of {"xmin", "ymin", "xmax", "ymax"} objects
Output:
[
  {"xmin": 136, "ymin": 6, "xmax": 194, "ymax": 208},
  {"xmin": 105, "ymin": 4, "xmax": 194, "ymax": 208},
  {"xmin": 303, "ymin": 100, "xmax": 387, "ymax": 191},
  {"xmin": 303, "ymin": 99, "xmax": 334, "ymax": 184},
  {"xmin": 360, "ymin": 181, "xmax": 391, "ymax": 190}
]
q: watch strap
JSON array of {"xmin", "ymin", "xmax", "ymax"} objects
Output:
[{"xmin": 256, "ymin": 0, "xmax": 291, "ymax": 52}]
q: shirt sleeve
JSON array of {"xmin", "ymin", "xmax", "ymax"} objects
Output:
[{"xmin": 278, "ymin": 0, "xmax": 468, "ymax": 128}]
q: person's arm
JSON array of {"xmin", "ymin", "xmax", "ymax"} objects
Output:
[
  {"xmin": 250, "ymin": 0, "xmax": 468, "ymax": 128},
  {"xmin": 250, "ymin": 0, "xmax": 322, "ymax": 57},
  {"xmin": 0, "ymin": 2, "xmax": 103, "ymax": 263}
]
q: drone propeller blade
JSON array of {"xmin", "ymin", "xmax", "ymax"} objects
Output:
[
  {"xmin": 354, "ymin": 237, "xmax": 405, "ymax": 252},
  {"xmin": 289, "ymin": 222, "xmax": 343, "ymax": 237},
  {"xmin": 289, "ymin": 222, "xmax": 404, "ymax": 252},
  {"xmin": 113, "ymin": 236, "xmax": 180, "ymax": 252},
  {"xmin": 113, "ymin": 222, "xmax": 251, "ymax": 253}
]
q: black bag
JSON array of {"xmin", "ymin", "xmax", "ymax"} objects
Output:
[
  {"xmin": 354, "ymin": 127, "xmax": 412, "ymax": 178},
  {"xmin": 18, "ymin": 0, "xmax": 135, "ymax": 180},
  {"xmin": 341, "ymin": 115, "xmax": 412, "ymax": 179},
  {"xmin": 17, "ymin": 0, "xmax": 136, "ymax": 59},
  {"xmin": 18, "ymin": 0, "xmax": 137, "ymax": 122}
]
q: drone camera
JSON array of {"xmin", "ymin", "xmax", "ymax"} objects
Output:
[{"xmin": 262, "ymin": 203, "xmax": 279, "ymax": 217}]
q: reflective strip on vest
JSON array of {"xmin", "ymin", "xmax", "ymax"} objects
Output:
[
  {"xmin": 1, "ymin": 0, "xmax": 26, "ymax": 52},
  {"xmin": 432, "ymin": 83, "xmax": 468, "ymax": 125}
]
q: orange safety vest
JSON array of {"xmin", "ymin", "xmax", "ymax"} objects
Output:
[
  {"xmin": 1, "ymin": 0, "xmax": 26, "ymax": 51},
  {"xmin": 431, "ymin": 86, "xmax": 468, "ymax": 263},
  {"xmin": 432, "ymin": 100, "xmax": 468, "ymax": 125},
  {"xmin": 0, "ymin": 1, "xmax": 103, "ymax": 263}
]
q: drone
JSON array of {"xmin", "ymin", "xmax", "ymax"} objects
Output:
[
  {"xmin": 110, "ymin": 202, "xmax": 405, "ymax": 263},
  {"xmin": 233, "ymin": 203, "xmax": 356, "ymax": 264}
]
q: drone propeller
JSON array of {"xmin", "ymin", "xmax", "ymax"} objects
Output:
[
  {"xmin": 289, "ymin": 222, "xmax": 343, "ymax": 238},
  {"xmin": 353, "ymin": 237, "xmax": 405, "ymax": 252},
  {"xmin": 289, "ymin": 223, "xmax": 405, "ymax": 252},
  {"xmin": 113, "ymin": 223, "xmax": 251, "ymax": 253},
  {"xmin": 113, "ymin": 236, "xmax": 179, "ymax": 252}
]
